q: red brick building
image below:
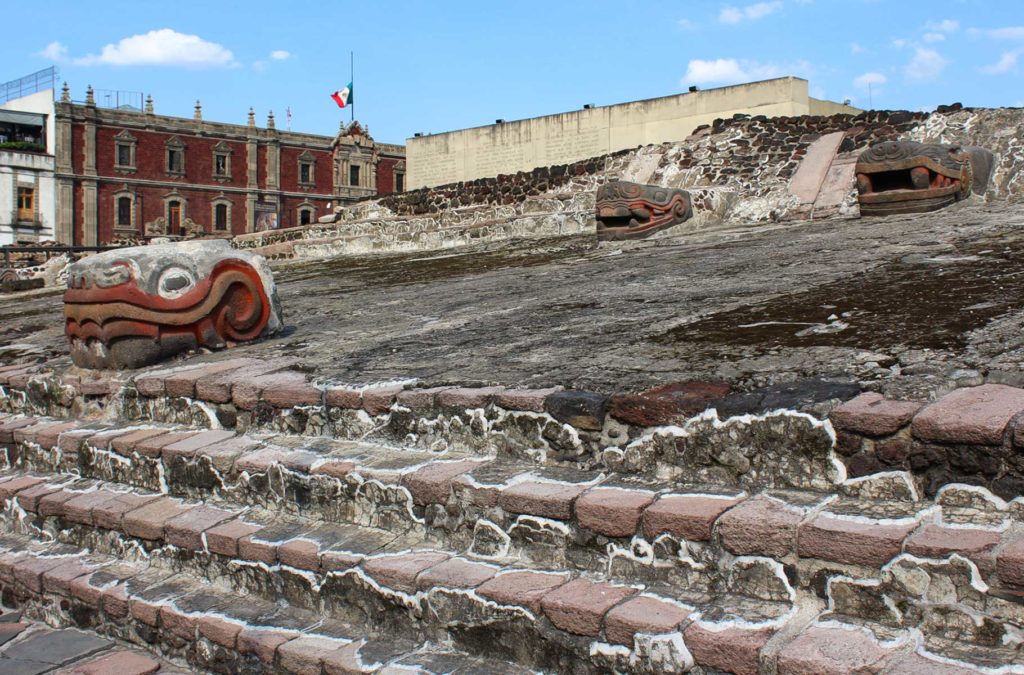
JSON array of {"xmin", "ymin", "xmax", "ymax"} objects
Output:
[{"xmin": 54, "ymin": 85, "xmax": 404, "ymax": 245}]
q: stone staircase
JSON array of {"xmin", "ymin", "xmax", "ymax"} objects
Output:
[{"xmin": 1, "ymin": 357, "xmax": 1023, "ymax": 673}]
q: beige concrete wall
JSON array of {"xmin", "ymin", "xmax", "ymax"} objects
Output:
[
  {"xmin": 808, "ymin": 97, "xmax": 861, "ymax": 116},
  {"xmin": 408, "ymin": 77, "xmax": 857, "ymax": 189}
]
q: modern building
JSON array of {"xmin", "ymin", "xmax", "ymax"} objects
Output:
[
  {"xmin": 50, "ymin": 84, "xmax": 404, "ymax": 245},
  {"xmin": 406, "ymin": 76, "xmax": 860, "ymax": 189},
  {"xmin": 0, "ymin": 80, "xmax": 58, "ymax": 245}
]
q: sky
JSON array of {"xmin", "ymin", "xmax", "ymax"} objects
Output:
[{"xmin": 3, "ymin": 0, "xmax": 1022, "ymax": 145}]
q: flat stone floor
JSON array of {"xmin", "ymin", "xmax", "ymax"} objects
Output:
[
  {"xmin": 0, "ymin": 609, "xmax": 182, "ymax": 674},
  {"xmin": 2, "ymin": 199, "xmax": 1023, "ymax": 399}
]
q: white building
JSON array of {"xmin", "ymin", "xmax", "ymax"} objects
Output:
[{"xmin": 0, "ymin": 90, "xmax": 57, "ymax": 244}]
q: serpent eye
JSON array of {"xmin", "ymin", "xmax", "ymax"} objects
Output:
[{"xmin": 157, "ymin": 267, "xmax": 196, "ymax": 299}]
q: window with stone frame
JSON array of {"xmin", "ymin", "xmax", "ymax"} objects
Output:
[
  {"xmin": 298, "ymin": 206, "xmax": 315, "ymax": 226},
  {"xmin": 298, "ymin": 151, "xmax": 316, "ymax": 187},
  {"xmin": 166, "ymin": 137, "xmax": 186, "ymax": 176},
  {"xmin": 213, "ymin": 201, "xmax": 230, "ymax": 230},
  {"xmin": 167, "ymin": 200, "xmax": 182, "ymax": 232},
  {"xmin": 117, "ymin": 196, "xmax": 132, "ymax": 227},
  {"xmin": 395, "ymin": 172, "xmax": 404, "ymax": 193},
  {"xmin": 114, "ymin": 130, "xmax": 137, "ymax": 172},
  {"xmin": 212, "ymin": 141, "xmax": 232, "ymax": 180},
  {"xmin": 349, "ymin": 164, "xmax": 360, "ymax": 187}
]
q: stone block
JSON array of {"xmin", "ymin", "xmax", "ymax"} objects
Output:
[
  {"xmin": 278, "ymin": 635, "xmax": 347, "ymax": 675},
  {"xmin": 798, "ymin": 514, "xmax": 916, "ymax": 568},
  {"xmin": 162, "ymin": 358, "xmax": 257, "ymax": 398},
  {"xmin": 198, "ymin": 614, "xmax": 242, "ymax": 648},
  {"xmin": 361, "ymin": 385, "xmax": 406, "ymax": 416},
  {"xmin": 160, "ymin": 429, "xmax": 236, "ymax": 462},
  {"xmin": 683, "ymin": 623, "xmax": 773, "ymax": 675},
  {"xmin": 495, "ymin": 387, "xmax": 561, "ymax": 413},
  {"xmin": 436, "ymin": 386, "xmax": 504, "ymax": 409},
  {"xmin": 92, "ymin": 494, "xmax": 161, "ymax": 531},
  {"xmin": 540, "ymin": 578, "xmax": 636, "ymax": 637},
  {"xmin": 776, "ymin": 624, "xmax": 898, "ymax": 674},
  {"xmin": 0, "ymin": 475, "xmax": 45, "ymax": 502},
  {"xmin": 396, "ymin": 387, "xmax": 452, "ymax": 412},
  {"xmin": 164, "ymin": 505, "xmax": 236, "ymax": 550},
  {"xmin": 996, "ymin": 534, "xmax": 1024, "ymax": 587},
  {"xmin": 575, "ymin": 487, "xmax": 655, "ymax": 538},
  {"xmin": 641, "ymin": 494, "xmax": 743, "ymax": 542},
  {"xmin": 498, "ymin": 481, "xmax": 588, "ymax": 520},
  {"xmin": 717, "ymin": 495, "xmax": 802, "ymax": 558},
  {"xmin": 475, "ymin": 570, "xmax": 568, "ymax": 614},
  {"xmin": 194, "ymin": 358, "xmax": 298, "ymax": 403},
  {"xmin": 604, "ymin": 596, "xmax": 690, "ymax": 645},
  {"xmin": 544, "ymin": 390, "xmax": 608, "ymax": 430},
  {"xmin": 15, "ymin": 483, "xmax": 62, "ymax": 512},
  {"xmin": 416, "ymin": 558, "xmax": 497, "ymax": 590},
  {"xmin": 829, "ymin": 392, "xmax": 923, "ymax": 437},
  {"xmin": 60, "ymin": 649, "xmax": 162, "ymax": 675},
  {"xmin": 122, "ymin": 498, "xmax": 193, "ymax": 541},
  {"xmin": 109, "ymin": 428, "xmax": 170, "ymax": 455},
  {"xmin": 609, "ymin": 381, "xmax": 730, "ymax": 426},
  {"xmin": 362, "ymin": 552, "xmax": 450, "ymax": 593},
  {"xmin": 134, "ymin": 431, "xmax": 196, "ymax": 459},
  {"xmin": 401, "ymin": 459, "xmax": 481, "ymax": 506},
  {"xmin": 63, "ymin": 491, "xmax": 118, "ymax": 525},
  {"xmin": 912, "ymin": 384, "xmax": 1024, "ymax": 445},
  {"xmin": 238, "ymin": 628, "xmax": 298, "ymax": 664},
  {"xmin": 906, "ymin": 525, "xmax": 1000, "ymax": 576}
]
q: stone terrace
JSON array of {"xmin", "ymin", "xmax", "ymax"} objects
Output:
[{"xmin": 1, "ymin": 354, "xmax": 1024, "ymax": 672}]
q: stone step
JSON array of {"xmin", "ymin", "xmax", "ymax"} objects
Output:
[
  {"xmin": 0, "ymin": 527, "xmax": 1004, "ymax": 674},
  {"xmin": 2, "ymin": 462, "xmax": 1022, "ymax": 671}
]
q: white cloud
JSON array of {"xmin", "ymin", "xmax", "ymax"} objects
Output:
[
  {"xmin": 719, "ymin": 1, "xmax": 782, "ymax": 24},
  {"xmin": 925, "ymin": 19, "xmax": 959, "ymax": 33},
  {"xmin": 981, "ymin": 49, "xmax": 1022, "ymax": 74},
  {"xmin": 850, "ymin": 42, "xmax": 866, "ymax": 54},
  {"xmin": 904, "ymin": 46, "xmax": 949, "ymax": 81},
  {"xmin": 922, "ymin": 32, "xmax": 945, "ymax": 43},
  {"xmin": 854, "ymin": 72, "xmax": 887, "ymax": 88},
  {"xmin": 682, "ymin": 57, "xmax": 809, "ymax": 86},
  {"xmin": 891, "ymin": 38, "xmax": 908, "ymax": 48},
  {"xmin": 987, "ymin": 26, "xmax": 1024, "ymax": 40},
  {"xmin": 270, "ymin": 50, "xmax": 291, "ymax": 60},
  {"xmin": 74, "ymin": 29, "xmax": 235, "ymax": 68},
  {"xmin": 38, "ymin": 41, "xmax": 68, "ymax": 61},
  {"xmin": 677, "ymin": 18, "xmax": 697, "ymax": 31}
]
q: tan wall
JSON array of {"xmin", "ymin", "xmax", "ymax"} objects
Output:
[
  {"xmin": 408, "ymin": 77, "xmax": 857, "ymax": 189},
  {"xmin": 808, "ymin": 97, "xmax": 861, "ymax": 116}
]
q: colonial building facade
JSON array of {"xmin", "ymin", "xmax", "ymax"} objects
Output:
[
  {"xmin": 54, "ymin": 85, "xmax": 404, "ymax": 245},
  {"xmin": 0, "ymin": 91, "xmax": 57, "ymax": 245}
]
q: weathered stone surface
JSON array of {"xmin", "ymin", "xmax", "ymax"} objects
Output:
[
  {"xmin": 641, "ymin": 494, "xmax": 742, "ymax": 542},
  {"xmin": 544, "ymin": 391, "xmax": 608, "ymax": 430},
  {"xmin": 829, "ymin": 392, "xmax": 923, "ymax": 436},
  {"xmin": 498, "ymin": 481, "xmax": 588, "ymax": 520},
  {"xmin": 717, "ymin": 495, "xmax": 802, "ymax": 557},
  {"xmin": 715, "ymin": 378, "xmax": 861, "ymax": 417},
  {"xmin": 64, "ymin": 240, "xmax": 282, "ymax": 369},
  {"xmin": 798, "ymin": 514, "xmax": 916, "ymax": 567},
  {"xmin": 996, "ymin": 534, "xmax": 1024, "ymax": 587},
  {"xmin": 61, "ymin": 649, "xmax": 162, "ymax": 674},
  {"xmin": 401, "ymin": 460, "xmax": 481, "ymax": 506},
  {"xmin": 574, "ymin": 487, "xmax": 655, "ymax": 538},
  {"xmin": 494, "ymin": 388, "xmax": 560, "ymax": 412},
  {"xmin": 163, "ymin": 505, "xmax": 235, "ymax": 550},
  {"xmin": 416, "ymin": 558, "xmax": 496, "ymax": 590},
  {"xmin": 540, "ymin": 578, "xmax": 636, "ymax": 637},
  {"xmin": 905, "ymin": 525, "xmax": 1000, "ymax": 575},
  {"xmin": 362, "ymin": 552, "xmax": 450, "ymax": 593},
  {"xmin": 121, "ymin": 498, "xmax": 192, "ymax": 540},
  {"xmin": 204, "ymin": 519, "xmax": 262, "ymax": 557},
  {"xmin": 603, "ymin": 596, "xmax": 690, "ymax": 645},
  {"xmin": 912, "ymin": 384, "xmax": 1024, "ymax": 445},
  {"xmin": 609, "ymin": 381, "xmax": 730, "ymax": 426},
  {"xmin": 683, "ymin": 624, "xmax": 773, "ymax": 675},
  {"xmin": 278, "ymin": 635, "xmax": 346, "ymax": 675},
  {"xmin": 476, "ymin": 571, "xmax": 568, "ymax": 614},
  {"xmin": 776, "ymin": 624, "xmax": 898, "ymax": 674}
]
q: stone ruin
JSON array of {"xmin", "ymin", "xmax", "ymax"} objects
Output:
[{"xmin": 0, "ymin": 105, "xmax": 1024, "ymax": 673}]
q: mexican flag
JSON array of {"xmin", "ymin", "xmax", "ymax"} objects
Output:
[{"xmin": 331, "ymin": 83, "xmax": 353, "ymax": 108}]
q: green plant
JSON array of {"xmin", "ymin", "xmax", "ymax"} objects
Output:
[{"xmin": 0, "ymin": 141, "xmax": 46, "ymax": 153}]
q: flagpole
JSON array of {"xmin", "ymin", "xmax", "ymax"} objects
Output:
[{"xmin": 350, "ymin": 51, "xmax": 354, "ymax": 123}]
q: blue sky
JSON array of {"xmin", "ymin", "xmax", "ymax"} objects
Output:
[{"xmin": 4, "ymin": 0, "xmax": 1022, "ymax": 144}]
